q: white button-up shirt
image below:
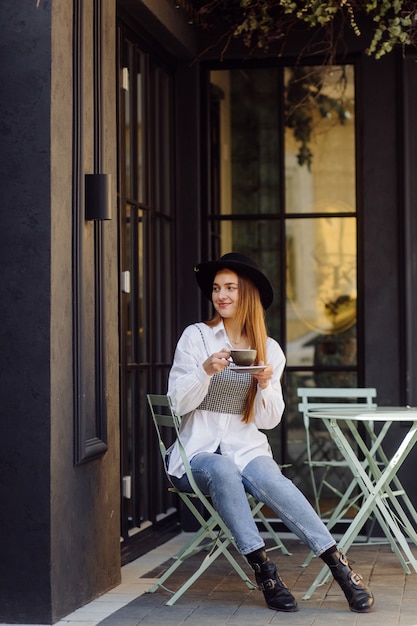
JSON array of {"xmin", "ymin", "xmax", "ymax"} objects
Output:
[{"xmin": 167, "ymin": 320, "xmax": 286, "ymax": 478}]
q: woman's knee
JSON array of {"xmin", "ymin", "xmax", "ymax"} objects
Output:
[
  {"xmin": 191, "ymin": 453, "xmax": 242, "ymax": 487},
  {"xmin": 242, "ymin": 455, "xmax": 289, "ymax": 492},
  {"xmin": 242, "ymin": 455, "xmax": 282, "ymax": 479}
]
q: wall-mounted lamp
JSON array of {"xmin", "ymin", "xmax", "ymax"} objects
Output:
[{"xmin": 85, "ymin": 173, "xmax": 112, "ymax": 220}]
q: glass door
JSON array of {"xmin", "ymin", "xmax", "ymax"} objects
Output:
[
  {"xmin": 207, "ymin": 63, "xmax": 358, "ymax": 512},
  {"xmin": 284, "ymin": 65, "xmax": 357, "ymax": 507}
]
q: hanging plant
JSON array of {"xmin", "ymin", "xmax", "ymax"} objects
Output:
[
  {"xmin": 285, "ymin": 65, "xmax": 351, "ymax": 168},
  {"xmin": 193, "ymin": 2, "xmax": 401, "ymax": 167},
  {"xmin": 194, "ymin": 0, "xmax": 417, "ymax": 61}
]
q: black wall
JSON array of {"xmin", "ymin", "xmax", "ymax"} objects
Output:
[
  {"xmin": 0, "ymin": 2, "xmax": 54, "ymax": 620},
  {"xmin": 0, "ymin": 2, "xmax": 121, "ymax": 623},
  {"xmin": 361, "ymin": 51, "xmax": 417, "ymax": 506}
]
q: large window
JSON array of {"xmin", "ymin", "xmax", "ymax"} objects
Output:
[
  {"xmin": 209, "ymin": 64, "xmax": 357, "ymax": 504},
  {"xmin": 118, "ymin": 22, "xmax": 177, "ymax": 561}
]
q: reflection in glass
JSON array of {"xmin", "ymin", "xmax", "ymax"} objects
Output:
[
  {"xmin": 286, "ymin": 215, "xmax": 357, "ymax": 377},
  {"xmin": 210, "ymin": 68, "xmax": 281, "ymax": 216},
  {"xmin": 284, "ymin": 65, "xmax": 358, "ymax": 510},
  {"xmin": 284, "ymin": 65, "xmax": 355, "ymax": 211},
  {"xmin": 286, "ymin": 217, "xmax": 356, "ymax": 331},
  {"xmin": 285, "ymin": 64, "xmax": 357, "ymax": 378},
  {"xmin": 208, "ymin": 63, "xmax": 358, "ymax": 501}
]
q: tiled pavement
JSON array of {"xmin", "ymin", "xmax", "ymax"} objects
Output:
[
  {"xmin": 3, "ymin": 533, "xmax": 417, "ymax": 626},
  {"xmin": 96, "ymin": 535, "xmax": 417, "ymax": 626}
]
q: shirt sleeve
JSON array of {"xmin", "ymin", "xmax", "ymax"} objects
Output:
[
  {"xmin": 252, "ymin": 337, "xmax": 286, "ymax": 430},
  {"xmin": 167, "ymin": 324, "xmax": 213, "ymax": 416}
]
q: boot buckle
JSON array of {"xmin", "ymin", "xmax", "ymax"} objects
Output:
[
  {"xmin": 350, "ymin": 572, "xmax": 364, "ymax": 586},
  {"xmin": 259, "ymin": 578, "xmax": 276, "ymax": 591}
]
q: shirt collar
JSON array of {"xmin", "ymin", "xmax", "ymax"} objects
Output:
[
  {"xmin": 212, "ymin": 319, "xmax": 233, "ymax": 347},
  {"xmin": 212, "ymin": 319, "xmax": 226, "ymax": 336}
]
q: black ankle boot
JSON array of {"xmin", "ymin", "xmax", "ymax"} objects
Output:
[
  {"xmin": 324, "ymin": 550, "xmax": 374, "ymax": 612},
  {"xmin": 247, "ymin": 550, "xmax": 298, "ymax": 612}
]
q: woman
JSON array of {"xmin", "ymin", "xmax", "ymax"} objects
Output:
[{"xmin": 167, "ymin": 252, "xmax": 374, "ymax": 613}]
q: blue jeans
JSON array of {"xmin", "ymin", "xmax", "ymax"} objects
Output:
[{"xmin": 169, "ymin": 452, "xmax": 335, "ymax": 556}]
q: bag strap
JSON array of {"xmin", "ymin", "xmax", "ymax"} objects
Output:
[{"xmin": 194, "ymin": 323, "xmax": 210, "ymax": 358}]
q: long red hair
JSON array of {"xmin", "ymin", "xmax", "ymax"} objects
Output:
[{"xmin": 205, "ymin": 274, "xmax": 267, "ymax": 423}]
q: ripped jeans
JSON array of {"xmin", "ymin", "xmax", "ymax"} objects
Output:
[{"xmin": 169, "ymin": 452, "xmax": 335, "ymax": 556}]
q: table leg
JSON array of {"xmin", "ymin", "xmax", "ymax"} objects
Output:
[
  {"xmin": 332, "ymin": 418, "xmax": 417, "ymax": 570},
  {"xmin": 302, "ymin": 417, "xmax": 417, "ymax": 600}
]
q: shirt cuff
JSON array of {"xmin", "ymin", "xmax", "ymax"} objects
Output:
[
  {"xmin": 259, "ymin": 382, "xmax": 274, "ymax": 397},
  {"xmin": 196, "ymin": 363, "xmax": 212, "ymax": 382}
]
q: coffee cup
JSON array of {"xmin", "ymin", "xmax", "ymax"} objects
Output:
[{"xmin": 230, "ymin": 349, "xmax": 257, "ymax": 366}]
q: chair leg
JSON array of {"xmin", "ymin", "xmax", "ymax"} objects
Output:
[
  {"xmin": 147, "ymin": 524, "xmax": 212, "ymax": 593},
  {"xmin": 165, "ymin": 537, "xmax": 256, "ymax": 606},
  {"xmin": 256, "ymin": 511, "xmax": 292, "ymax": 557},
  {"xmin": 148, "ymin": 499, "xmax": 257, "ymax": 604}
]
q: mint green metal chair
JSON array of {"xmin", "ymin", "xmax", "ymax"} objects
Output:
[
  {"xmin": 298, "ymin": 387, "xmax": 377, "ymax": 516},
  {"xmin": 147, "ymin": 393, "xmax": 290, "ymax": 605},
  {"xmin": 297, "ymin": 386, "xmax": 378, "ymax": 569}
]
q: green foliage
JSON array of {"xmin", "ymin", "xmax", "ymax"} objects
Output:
[
  {"xmin": 195, "ymin": 1, "xmax": 417, "ymax": 167},
  {"xmin": 196, "ymin": 0, "xmax": 417, "ymax": 60}
]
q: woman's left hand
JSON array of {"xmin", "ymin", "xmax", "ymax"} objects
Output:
[{"xmin": 252, "ymin": 361, "xmax": 273, "ymax": 389}]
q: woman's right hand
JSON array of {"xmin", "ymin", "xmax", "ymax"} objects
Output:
[{"xmin": 203, "ymin": 348, "xmax": 230, "ymax": 376}]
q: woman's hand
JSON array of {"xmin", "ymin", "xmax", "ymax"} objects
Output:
[
  {"xmin": 203, "ymin": 348, "xmax": 231, "ymax": 376},
  {"xmin": 252, "ymin": 361, "xmax": 273, "ymax": 389}
]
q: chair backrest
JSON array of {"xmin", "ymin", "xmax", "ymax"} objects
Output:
[
  {"xmin": 147, "ymin": 393, "xmax": 205, "ymax": 498},
  {"xmin": 147, "ymin": 394, "xmax": 179, "ymax": 473},
  {"xmin": 297, "ymin": 387, "xmax": 377, "ymax": 417},
  {"xmin": 297, "ymin": 387, "xmax": 377, "ymax": 462},
  {"xmin": 297, "ymin": 387, "xmax": 378, "ymax": 512}
]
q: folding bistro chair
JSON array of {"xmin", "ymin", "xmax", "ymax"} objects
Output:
[
  {"xmin": 298, "ymin": 387, "xmax": 377, "ymax": 516},
  {"xmin": 147, "ymin": 394, "xmax": 289, "ymax": 605},
  {"xmin": 297, "ymin": 387, "xmax": 378, "ymax": 567}
]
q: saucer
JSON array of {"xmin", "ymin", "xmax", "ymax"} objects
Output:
[{"xmin": 229, "ymin": 365, "xmax": 267, "ymax": 373}]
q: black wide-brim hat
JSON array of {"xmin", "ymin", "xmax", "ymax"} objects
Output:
[{"xmin": 194, "ymin": 252, "xmax": 274, "ymax": 310}]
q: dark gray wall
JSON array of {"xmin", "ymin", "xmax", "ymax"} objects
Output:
[
  {"xmin": 403, "ymin": 55, "xmax": 417, "ymax": 408},
  {"xmin": 361, "ymin": 53, "xmax": 403, "ymax": 404},
  {"xmin": 175, "ymin": 63, "xmax": 204, "ymax": 332},
  {"xmin": 361, "ymin": 51, "xmax": 417, "ymax": 506},
  {"xmin": 0, "ymin": 1, "xmax": 121, "ymax": 623},
  {"xmin": 0, "ymin": 1, "xmax": 54, "ymax": 621}
]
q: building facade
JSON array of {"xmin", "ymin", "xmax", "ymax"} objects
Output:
[{"xmin": 1, "ymin": 0, "xmax": 417, "ymax": 623}]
